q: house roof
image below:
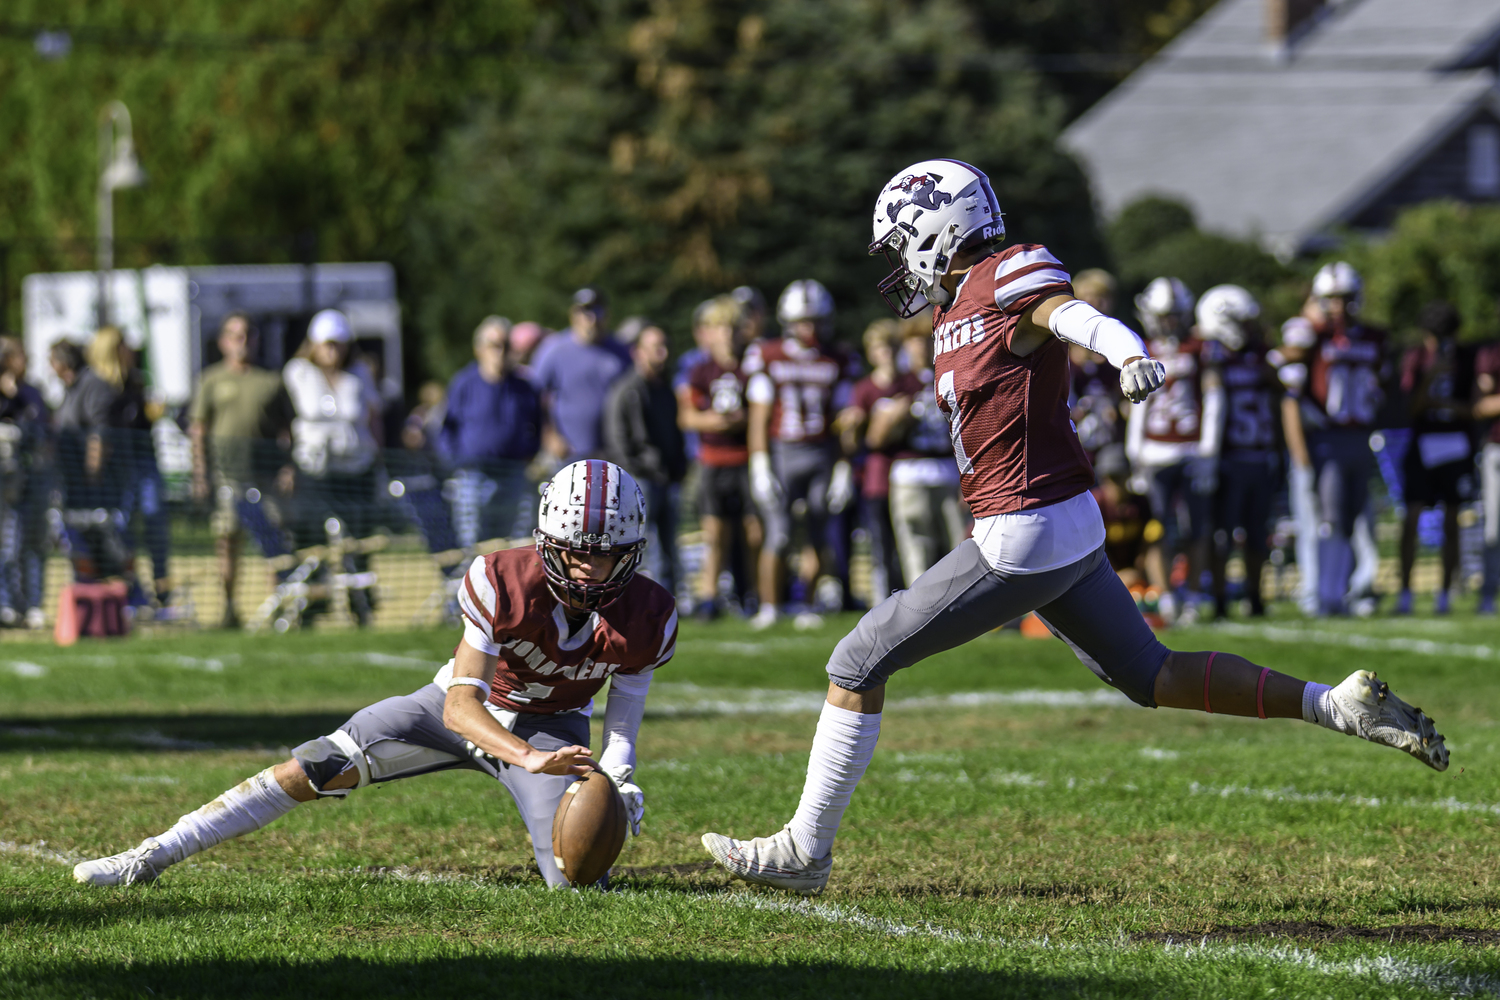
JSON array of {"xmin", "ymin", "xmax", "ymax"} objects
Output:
[{"xmin": 1061, "ymin": 0, "xmax": 1500, "ymax": 255}]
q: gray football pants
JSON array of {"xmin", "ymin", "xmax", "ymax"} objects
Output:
[
  {"xmin": 827, "ymin": 540, "xmax": 1170, "ymax": 708},
  {"xmin": 292, "ymin": 683, "xmax": 587, "ymax": 887}
]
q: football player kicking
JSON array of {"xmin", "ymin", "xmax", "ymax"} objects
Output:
[
  {"xmin": 702, "ymin": 159, "xmax": 1448, "ymax": 895},
  {"xmin": 74, "ymin": 460, "xmax": 677, "ymax": 889}
]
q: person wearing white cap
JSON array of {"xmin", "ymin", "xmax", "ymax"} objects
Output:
[{"xmin": 283, "ymin": 308, "xmax": 383, "ymax": 624}]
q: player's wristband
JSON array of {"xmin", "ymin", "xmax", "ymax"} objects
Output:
[{"xmin": 446, "ymin": 676, "xmax": 492, "ymax": 698}]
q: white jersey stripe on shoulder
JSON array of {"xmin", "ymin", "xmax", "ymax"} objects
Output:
[
  {"xmin": 655, "ymin": 608, "xmax": 679, "ymax": 663},
  {"xmin": 457, "ymin": 556, "xmax": 498, "ymax": 645},
  {"xmin": 994, "ymin": 269, "xmax": 1071, "ymax": 312},
  {"xmin": 995, "ymin": 247, "xmax": 1063, "ymax": 278}
]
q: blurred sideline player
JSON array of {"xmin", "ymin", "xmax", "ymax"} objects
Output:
[
  {"xmin": 702, "ymin": 159, "xmax": 1448, "ymax": 894},
  {"xmin": 1395, "ymin": 301, "xmax": 1473, "ymax": 615},
  {"xmin": 744, "ymin": 280, "xmax": 863, "ymax": 629},
  {"xmin": 1279, "ymin": 263, "xmax": 1387, "ymax": 616},
  {"xmin": 1195, "ymin": 285, "xmax": 1280, "ymax": 619},
  {"xmin": 74, "ymin": 460, "xmax": 677, "ymax": 889},
  {"xmin": 1125, "ymin": 277, "xmax": 1219, "ymax": 623},
  {"xmin": 679, "ymin": 296, "xmax": 763, "ymax": 620}
]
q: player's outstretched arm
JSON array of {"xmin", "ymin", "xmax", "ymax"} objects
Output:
[
  {"xmin": 1019, "ymin": 293, "xmax": 1166, "ymax": 403},
  {"xmin": 442, "ymin": 640, "xmax": 594, "ymax": 776}
]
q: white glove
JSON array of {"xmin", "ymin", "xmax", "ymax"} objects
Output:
[
  {"xmin": 749, "ymin": 451, "xmax": 781, "ymax": 508},
  {"xmin": 605, "ymin": 764, "xmax": 644, "ymax": 836},
  {"xmin": 464, "ymin": 740, "xmax": 504, "ymax": 770},
  {"xmin": 827, "ymin": 460, "xmax": 855, "ymax": 514},
  {"xmin": 1189, "ymin": 456, "xmax": 1218, "ymax": 496},
  {"xmin": 1120, "ymin": 358, "xmax": 1167, "ymax": 403}
]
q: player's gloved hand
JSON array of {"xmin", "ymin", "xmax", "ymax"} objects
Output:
[
  {"xmin": 749, "ymin": 451, "xmax": 782, "ymax": 509},
  {"xmin": 604, "ymin": 764, "xmax": 645, "ymax": 836},
  {"xmin": 1189, "ymin": 456, "xmax": 1219, "ymax": 495},
  {"xmin": 1120, "ymin": 357, "xmax": 1167, "ymax": 403},
  {"xmin": 827, "ymin": 460, "xmax": 855, "ymax": 515},
  {"xmin": 465, "ymin": 740, "xmax": 503, "ymax": 769}
]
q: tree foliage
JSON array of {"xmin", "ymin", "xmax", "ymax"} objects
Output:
[
  {"xmin": 0, "ymin": 0, "xmax": 1223, "ymax": 381},
  {"xmin": 0, "ymin": 1, "xmax": 529, "ymax": 328},
  {"xmin": 407, "ymin": 0, "xmax": 1111, "ymax": 374},
  {"xmin": 1106, "ymin": 196, "xmax": 1298, "ymax": 324},
  {"xmin": 1330, "ymin": 201, "xmax": 1500, "ymax": 344}
]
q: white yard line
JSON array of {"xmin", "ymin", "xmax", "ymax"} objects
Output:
[
  {"xmin": 1210, "ymin": 621, "xmax": 1500, "ymax": 661},
  {"xmin": 3, "ymin": 661, "xmax": 47, "ymax": 678},
  {"xmin": 1169, "ymin": 940, "xmax": 1500, "ymax": 998},
  {"xmin": 1190, "ymin": 781, "xmax": 1500, "ymax": 818},
  {"xmin": 0, "ymin": 840, "xmax": 86, "ymax": 865}
]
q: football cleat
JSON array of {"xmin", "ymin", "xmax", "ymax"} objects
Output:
[
  {"xmin": 73, "ymin": 838, "xmax": 172, "ymax": 886},
  {"xmin": 1327, "ymin": 670, "xmax": 1448, "ymax": 771},
  {"xmin": 702, "ymin": 826, "xmax": 832, "ymax": 896}
]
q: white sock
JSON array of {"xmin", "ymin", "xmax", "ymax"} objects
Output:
[
  {"xmin": 1301, "ymin": 682, "xmax": 1347, "ymax": 733},
  {"xmin": 788, "ymin": 703, "xmax": 882, "ymax": 859},
  {"xmin": 153, "ymin": 767, "xmax": 300, "ymax": 865}
]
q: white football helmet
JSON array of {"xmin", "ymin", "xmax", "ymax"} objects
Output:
[
  {"xmin": 777, "ymin": 279, "xmax": 835, "ymax": 332},
  {"xmin": 1312, "ymin": 261, "xmax": 1363, "ymax": 311},
  {"xmin": 1134, "ymin": 277, "xmax": 1195, "ymax": 343},
  {"xmin": 869, "ymin": 159, "xmax": 1005, "ymax": 317},
  {"xmin": 1195, "ymin": 284, "xmax": 1260, "ymax": 351},
  {"xmin": 535, "ymin": 459, "xmax": 647, "ymax": 611}
]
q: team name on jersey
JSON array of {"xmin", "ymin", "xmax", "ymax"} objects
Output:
[
  {"xmin": 932, "ymin": 316, "xmax": 986, "ymax": 359},
  {"xmin": 502, "ymin": 638, "xmax": 621, "ymax": 682},
  {"xmin": 1321, "ymin": 339, "xmax": 1379, "ymax": 364},
  {"xmin": 766, "ymin": 359, "xmax": 840, "ymax": 385}
]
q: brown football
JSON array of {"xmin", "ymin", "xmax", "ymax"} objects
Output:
[{"xmin": 551, "ymin": 769, "xmax": 627, "ymax": 886}]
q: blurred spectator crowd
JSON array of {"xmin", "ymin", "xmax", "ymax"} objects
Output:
[{"xmin": 3, "ymin": 260, "xmax": 1499, "ymax": 633}]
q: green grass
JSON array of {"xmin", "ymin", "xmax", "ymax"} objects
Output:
[{"xmin": 4, "ymin": 607, "xmax": 1500, "ymax": 997}]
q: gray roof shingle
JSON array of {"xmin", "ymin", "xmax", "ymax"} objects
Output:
[{"xmin": 1061, "ymin": 0, "xmax": 1500, "ymax": 255}]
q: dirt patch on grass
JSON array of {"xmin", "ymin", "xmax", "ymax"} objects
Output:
[{"xmin": 1134, "ymin": 921, "xmax": 1500, "ymax": 946}]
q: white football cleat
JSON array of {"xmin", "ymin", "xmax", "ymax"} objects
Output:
[
  {"xmin": 1327, "ymin": 670, "xmax": 1448, "ymax": 771},
  {"xmin": 748, "ymin": 605, "xmax": 779, "ymax": 631},
  {"xmin": 73, "ymin": 838, "xmax": 173, "ymax": 886},
  {"xmin": 702, "ymin": 826, "xmax": 832, "ymax": 896}
]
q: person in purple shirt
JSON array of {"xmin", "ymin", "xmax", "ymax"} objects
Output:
[
  {"xmin": 532, "ymin": 287, "xmax": 631, "ymax": 464},
  {"xmin": 439, "ymin": 317, "xmax": 542, "ymax": 548}
]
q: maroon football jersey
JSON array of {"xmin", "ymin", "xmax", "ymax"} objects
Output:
[
  {"xmin": 1211, "ymin": 340, "xmax": 1279, "ymax": 454},
  {"xmin": 931, "ymin": 244, "xmax": 1093, "ymax": 517},
  {"xmin": 1141, "ymin": 338, "xmax": 1206, "ymax": 445},
  {"xmin": 1307, "ymin": 322, "xmax": 1386, "ymax": 429},
  {"xmin": 743, "ymin": 338, "xmax": 861, "ymax": 444},
  {"xmin": 687, "ymin": 356, "xmax": 750, "ymax": 467},
  {"xmin": 458, "ymin": 547, "xmax": 678, "ymax": 714}
]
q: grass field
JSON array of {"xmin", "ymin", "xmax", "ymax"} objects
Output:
[{"xmin": 4, "ymin": 607, "xmax": 1500, "ymax": 997}]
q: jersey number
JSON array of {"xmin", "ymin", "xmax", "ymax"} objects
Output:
[
  {"xmin": 778, "ymin": 383, "xmax": 827, "ymax": 440},
  {"xmin": 937, "ymin": 371, "xmax": 973, "ymax": 475}
]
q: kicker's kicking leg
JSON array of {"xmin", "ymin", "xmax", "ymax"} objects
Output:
[{"xmin": 1038, "ymin": 553, "xmax": 1449, "ymax": 771}]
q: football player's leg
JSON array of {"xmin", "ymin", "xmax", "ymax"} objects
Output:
[
  {"xmin": 75, "ymin": 686, "xmax": 475, "ymax": 886},
  {"xmin": 795, "ymin": 543, "xmax": 1079, "ymax": 854},
  {"xmin": 1039, "ymin": 549, "xmax": 1448, "ymax": 769},
  {"xmin": 496, "ymin": 713, "xmax": 591, "ymax": 888}
]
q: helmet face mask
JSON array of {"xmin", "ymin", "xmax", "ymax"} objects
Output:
[
  {"xmin": 869, "ymin": 160, "xmax": 1004, "ymax": 318},
  {"xmin": 534, "ymin": 460, "xmax": 648, "ymax": 612}
]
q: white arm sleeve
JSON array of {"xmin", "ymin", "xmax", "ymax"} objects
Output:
[
  {"xmin": 1125, "ymin": 399, "xmax": 1145, "ymax": 465},
  {"xmin": 1047, "ymin": 299, "xmax": 1149, "ymax": 371},
  {"xmin": 598, "ymin": 668, "xmax": 653, "ymax": 774},
  {"xmin": 1199, "ymin": 384, "xmax": 1225, "ymax": 458}
]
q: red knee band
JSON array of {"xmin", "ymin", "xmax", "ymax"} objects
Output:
[
  {"xmin": 1256, "ymin": 667, "xmax": 1270, "ymax": 720},
  {"xmin": 1203, "ymin": 651, "xmax": 1217, "ymax": 714}
]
